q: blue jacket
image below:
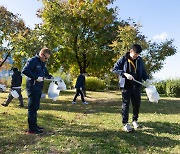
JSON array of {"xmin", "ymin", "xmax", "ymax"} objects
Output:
[
  {"xmin": 75, "ymin": 74, "xmax": 85, "ymax": 90},
  {"xmin": 112, "ymin": 52, "xmax": 148, "ymax": 88},
  {"xmin": 22, "ymin": 55, "xmax": 52, "ymax": 91}
]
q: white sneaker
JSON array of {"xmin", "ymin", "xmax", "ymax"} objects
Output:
[
  {"xmin": 72, "ymin": 101, "xmax": 77, "ymax": 104},
  {"xmin": 132, "ymin": 121, "xmax": 139, "ymax": 129},
  {"xmin": 83, "ymin": 101, "xmax": 88, "ymax": 105},
  {"xmin": 123, "ymin": 123, "xmax": 134, "ymax": 132}
]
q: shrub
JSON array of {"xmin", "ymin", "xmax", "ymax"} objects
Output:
[
  {"xmin": 108, "ymin": 79, "xmax": 119, "ymax": 90},
  {"xmin": 154, "ymin": 81, "xmax": 166, "ymax": 94},
  {"xmin": 166, "ymin": 79, "xmax": 180, "ymax": 97},
  {"xmin": 86, "ymin": 76, "xmax": 106, "ymax": 91}
]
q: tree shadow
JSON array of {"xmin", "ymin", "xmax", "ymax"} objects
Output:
[
  {"xmin": 43, "ymin": 115, "xmax": 180, "ymax": 153},
  {"xmin": 38, "ymin": 96, "xmax": 180, "ymax": 116},
  {"xmin": 0, "ymin": 108, "xmax": 179, "ymax": 153}
]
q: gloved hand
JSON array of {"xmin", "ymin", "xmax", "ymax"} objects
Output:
[
  {"xmin": 36, "ymin": 77, "xmax": 44, "ymax": 82},
  {"xmin": 124, "ymin": 73, "xmax": 134, "ymax": 80},
  {"xmin": 80, "ymin": 87, "xmax": 82, "ymax": 90}
]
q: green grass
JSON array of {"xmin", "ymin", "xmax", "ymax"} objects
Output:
[{"xmin": 0, "ymin": 90, "xmax": 179, "ymax": 154}]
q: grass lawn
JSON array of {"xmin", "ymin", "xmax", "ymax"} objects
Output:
[{"xmin": 0, "ymin": 90, "xmax": 179, "ymax": 154}]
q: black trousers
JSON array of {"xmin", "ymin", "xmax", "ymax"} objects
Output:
[
  {"xmin": 4, "ymin": 88, "xmax": 24, "ymax": 106},
  {"xmin": 27, "ymin": 90, "xmax": 42, "ymax": 131},
  {"xmin": 121, "ymin": 88, "xmax": 141, "ymax": 124},
  {"xmin": 73, "ymin": 88, "xmax": 85, "ymax": 102}
]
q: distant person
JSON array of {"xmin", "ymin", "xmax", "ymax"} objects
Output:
[
  {"xmin": 112, "ymin": 44, "xmax": 149, "ymax": 132},
  {"xmin": 72, "ymin": 72, "xmax": 88, "ymax": 105},
  {"xmin": 22, "ymin": 48, "xmax": 53, "ymax": 134},
  {"xmin": 1, "ymin": 68, "xmax": 24, "ymax": 107}
]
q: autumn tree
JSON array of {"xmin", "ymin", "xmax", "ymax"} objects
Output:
[
  {"xmin": 0, "ymin": 6, "xmax": 26, "ymax": 69},
  {"xmin": 38, "ymin": 0, "xmax": 118, "ymax": 76},
  {"xmin": 110, "ymin": 20, "xmax": 176, "ymax": 77}
]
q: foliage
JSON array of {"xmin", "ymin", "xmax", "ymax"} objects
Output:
[
  {"xmin": 142, "ymin": 40, "xmax": 176, "ymax": 76},
  {"xmin": 0, "ymin": 6, "xmax": 26, "ymax": 69},
  {"xmin": 110, "ymin": 20, "xmax": 147, "ymax": 59},
  {"xmin": 0, "ymin": 90, "xmax": 180, "ymax": 153},
  {"xmin": 166, "ymin": 79, "xmax": 180, "ymax": 97},
  {"xmin": 38, "ymin": 0, "xmax": 119, "ymax": 75},
  {"xmin": 85, "ymin": 76, "xmax": 106, "ymax": 91},
  {"xmin": 154, "ymin": 81, "xmax": 167, "ymax": 95},
  {"xmin": 110, "ymin": 19, "xmax": 177, "ymax": 77}
]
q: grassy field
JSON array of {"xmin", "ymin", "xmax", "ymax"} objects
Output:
[{"xmin": 0, "ymin": 90, "xmax": 179, "ymax": 154}]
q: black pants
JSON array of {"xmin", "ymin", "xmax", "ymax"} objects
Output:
[
  {"xmin": 27, "ymin": 90, "xmax": 42, "ymax": 131},
  {"xmin": 73, "ymin": 88, "xmax": 85, "ymax": 102},
  {"xmin": 121, "ymin": 88, "xmax": 141, "ymax": 124},
  {"xmin": 4, "ymin": 88, "xmax": 24, "ymax": 106}
]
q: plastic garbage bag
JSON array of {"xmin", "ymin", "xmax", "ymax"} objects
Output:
[
  {"xmin": 57, "ymin": 80, "xmax": 66, "ymax": 90},
  {"xmin": 11, "ymin": 90, "xmax": 19, "ymax": 98},
  {"xmin": 48, "ymin": 81, "xmax": 60, "ymax": 101},
  {"xmin": 145, "ymin": 85, "xmax": 160, "ymax": 103},
  {"xmin": 52, "ymin": 76, "xmax": 67, "ymax": 91}
]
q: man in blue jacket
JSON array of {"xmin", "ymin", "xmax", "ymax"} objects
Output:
[
  {"xmin": 113, "ymin": 44, "xmax": 149, "ymax": 132},
  {"xmin": 22, "ymin": 48, "xmax": 53, "ymax": 134},
  {"xmin": 72, "ymin": 72, "xmax": 88, "ymax": 105}
]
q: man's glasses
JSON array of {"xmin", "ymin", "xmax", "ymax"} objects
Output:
[{"xmin": 43, "ymin": 53, "xmax": 49, "ymax": 60}]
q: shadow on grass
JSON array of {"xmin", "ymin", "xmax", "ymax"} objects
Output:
[
  {"xmin": 0, "ymin": 110, "xmax": 179, "ymax": 153},
  {"xmin": 45, "ymin": 115, "xmax": 180, "ymax": 153},
  {"xmin": 38, "ymin": 96, "xmax": 180, "ymax": 115}
]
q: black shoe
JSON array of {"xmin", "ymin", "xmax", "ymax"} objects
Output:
[
  {"xmin": 1, "ymin": 103, "xmax": 8, "ymax": 107},
  {"xmin": 19, "ymin": 104, "xmax": 24, "ymax": 107},
  {"xmin": 28, "ymin": 129, "xmax": 43, "ymax": 134}
]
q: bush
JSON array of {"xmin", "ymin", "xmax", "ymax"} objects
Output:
[
  {"xmin": 154, "ymin": 81, "xmax": 166, "ymax": 94},
  {"xmin": 107, "ymin": 79, "xmax": 119, "ymax": 90},
  {"xmin": 86, "ymin": 76, "xmax": 106, "ymax": 91},
  {"xmin": 166, "ymin": 79, "xmax": 180, "ymax": 97}
]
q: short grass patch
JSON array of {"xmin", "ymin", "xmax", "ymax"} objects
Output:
[{"xmin": 0, "ymin": 90, "xmax": 179, "ymax": 153}]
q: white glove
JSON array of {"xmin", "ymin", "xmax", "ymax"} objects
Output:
[
  {"xmin": 124, "ymin": 73, "xmax": 134, "ymax": 80},
  {"xmin": 36, "ymin": 77, "xmax": 44, "ymax": 82},
  {"xmin": 80, "ymin": 87, "xmax": 82, "ymax": 90}
]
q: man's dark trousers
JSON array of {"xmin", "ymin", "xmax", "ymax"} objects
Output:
[
  {"xmin": 27, "ymin": 90, "xmax": 42, "ymax": 131},
  {"xmin": 121, "ymin": 87, "xmax": 141, "ymax": 124}
]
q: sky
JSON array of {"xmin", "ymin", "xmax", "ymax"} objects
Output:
[{"xmin": 0, "ymin": 0, "xmax": 180, "ymax": 80}]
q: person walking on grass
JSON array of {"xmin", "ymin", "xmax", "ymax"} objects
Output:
[
  {"xmin": 1, "ymin": 68, "xmax": 24, "ymax": 107},
  {"xmin": 22, "ymin": 48, "xmax": 53, "ymax": 134},
  {"xmin": 72, "ymin": 72, "xmax": 88, "ymax": 105},
  {"xmin": 112, "ymin": 44, "xmax": 149, "ymax": 132}
]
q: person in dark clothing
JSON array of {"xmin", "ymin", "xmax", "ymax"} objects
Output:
[
  {"xmin": 72, "ymin": 73, "xmax": 88, "ymax": 105},
  {"xmin": 112, "ymin": 44, "xmax": 149, "ymax": 132},
  {"xmin": 1, "ymin": 68, "xmax": 24, "ymax": 107},
  {"xmin": 22, "ymin": 48, "xmax": 53, "ymax": 134}
]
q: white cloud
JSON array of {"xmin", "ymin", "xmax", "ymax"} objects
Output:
[{"xmin": 153, "ymin": 32, "xmax": 168, "ymax": 41}]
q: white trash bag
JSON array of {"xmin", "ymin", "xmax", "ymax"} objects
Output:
[
  {"xmin": 53, "ymin": 76, "xmax": 67, "ymax": 91},
  {"xmin": 145, "ymin": 85, "xmax": 160, "ymax": 103},
  {"xmin": 48, "ymin": 81, "xmax": 60, "ymax": 101},
  {"xmin": 11, "ymin": 90, "xmax": 19, "ymax": 98},
  {"xmin": 57, "ymin": 80, "xmax": 66, "ymax": 90}
]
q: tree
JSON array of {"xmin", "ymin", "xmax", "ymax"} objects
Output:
[
  {"xmin": 38, "ymin": 0, "xmax": 118, "ymax": 76},
  {"xmin": 110, "ymin": 20, "xmax": 176, "ymax": 77},
  {"xmin": 0, "ymin": 6, "xmax": 26, "ymax": 69}
]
